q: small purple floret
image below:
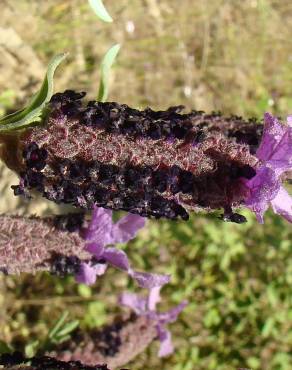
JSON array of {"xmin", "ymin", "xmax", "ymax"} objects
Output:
[
  {"xmin": 75, "ymin": 206, "xmax": 170, "ymax": 287},
  {"xmin": 120, "ymin": 287, "xmax": 187, "ymax": 357},
  {"xmin": 243, "ymin": 113, "xmax": 292, "ymax": 223},
  {"xmin": 75, "ymin": 260, "xmax": 107, "ymax": 285}
]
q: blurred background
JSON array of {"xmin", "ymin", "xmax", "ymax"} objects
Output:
[{"xmin": 0, "ymin": 0, "xmax": 292, "ymax": 369}]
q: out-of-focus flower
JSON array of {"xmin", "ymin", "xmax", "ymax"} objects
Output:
[
  {"xmin": 75, "ymin": 206, "xmax": 170, "ymax": 288},
  {"xmin": 0, "ymin": 213, "xmax": 90, "ymax": 275},
  {"xmin": 0, "ymin": 207, "xmax": 169, "ymax": 287},
  {"xmin": 120, "ymin": 287, "xmax": 187, "ymax": 357},
  {"xmin": 0, "ymin": 352, "xmax": 110, "ymax": 370},
  {"xmin": 51, "ymin": 314, "xmax": 157, "ymax": 368},
  {"xmin": 243, "ymin": 113, "xmax": 292, "ymax": 223}
]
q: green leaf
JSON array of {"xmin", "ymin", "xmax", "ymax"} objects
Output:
[
  {"xmin": 48, "ymin": 311, "xmax": 69, "ymax": 339},
  {"xmin": 0, "ymin": 53, "xmax": 67, "ymax": 132},
  {"xmin": 0, "ymin": 340, "xmax": 13, "ymax": 354},
  {"xmin": 53, "ymin": 334, "xmax": 71, "ymax": 345},
  {"xmin": 24, "ymin": 340, "xmax": 39, "ymax": 358},
  {"xmin": 97, "ymin": 44, "xmax": 120, "ymax": 102},
  {"xmin": 84, "ymin": 301, "xmax": 107, "ymax": 328},
  {"xmin": 78, "ymin": 284, "xmax": 92, "ymax": 298},
  {"xmin": 0, "ymin": 89, "xmax": 16, "ymax": 109},
  {"xmin": 262, "ymin": 317, "xmax": 275, "ymax": 338},
  {"xmin": 88, "ymin": 0, "xmax": 113, "ymax": 22},
  {"xmin": 54, "ymin": 320, "xmax": 79, "ymax": 338}
]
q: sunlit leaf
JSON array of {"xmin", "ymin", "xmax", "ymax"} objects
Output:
[
  {"xmin": 78, "ymin": 284, "xmax": 92, "ymax": 298},
  {"xmin": 88, "ymin": 0, "xmax": 113, "ymax": 23},
  {"xmin": 54, "ymin": 320, "xmax": 79, "ymax": 338},
  {"xmin": 24, "ymin": 340, "xmax": 39, "ymax": 358},
  {"xmin": 97, "ymin": 44, "xmax": 120, "ymax": 102},
  {"xmin": 0, "ymin": 53, "xmax": 67, "ymax": 132},
  {"xmin": 53, "ymin": 334, "xmax": 71, "ymax": 344},
  {"xmin": 262, "ymin": 317, "xmax": 275, "ymax": 338},
  {"xmin": 48, "ymin": 311, "xmax": 69, "ymax": 339}
]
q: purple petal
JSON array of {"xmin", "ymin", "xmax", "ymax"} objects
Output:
[
  {"xmin": 119, "ymin": 292, "xmax": 147, "ymax": 314},
  {"xmin": 266, "ymin": 130, "xmax": 292, "ymax": 176},
  {"xmin": 257, "ymin": 113, "xmax": 287, "ymax": 161},
  {"xmin": 257, "ymin": 113, "xmax": 292, "ymax": 175},
  {"xmin": 103, "ymin": 247, "xmax": 130, "ymax": 271},
  {"xmin": 271, "ymin": 186, "xmax": 292, "ymax": 223},
  {"xmin": 287, "ymin": 116, "xmax": 292, "ymax": 127},
  {"xmin": 75, "ymin": 262, "xmax": 107, "ymax": 285},
  {"xmin": 148, "ymin": 287, "xmax": 161, "ymax": 311},
  {"xmin": 158, "ymin": 301, "xmax": 188, "ymax": 324},
  {"xmin": 111, "ymin": 214, "xmax": 146, "ymax": 244},
  {"xmin": 82, "ymin": 206, "xmax": 114, "ymax": 246},
  {"xmin": 85, "ymin": 241, "xmax": 104, "ymax": 258},
  {"xmin": 243, "ymin": 166, "xmax": 280, "ymax": 223},
  {"xmin": 129, "ymin": 270, "xmax": 171, "ymax": 289},
  {"xmin": 157, "ymin": 326, "xmax": 174, "ymax": 357}
]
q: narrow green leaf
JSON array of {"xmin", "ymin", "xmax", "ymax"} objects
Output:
[
  {"xmin": 88, "ymin": 0, "xmax": 113, "ymax": 22},
  {"xmin": 27, "ymin": 53, "xmax": 68, "ymax": 113},
  {"xmin": 262, "ymin": 317, "xmax": 275, "ymax": 338},
  {"xmin": 53, "ymin": 334, "xmax": 71, "ymax": 345},
  {"xmin": 0, "ymin": 53, "xmax": 67, "ymax": 132},
  {"xmin": 54, "ymin": 320, "xmax": 79, "ymax": 338},
  {"xmin": 97, "ymin": 44, "xmax": 120, "ymax": 102},
  {"xmin": 48, "ymin": 311, "xmax": 69, "ymax": 339}
]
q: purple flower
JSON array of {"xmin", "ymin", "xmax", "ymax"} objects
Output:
[
  {"xmin": 243, "ymin": 113, "xmax": 292, "ymax": 223},
  {"xmin": 75, "ymin": 206, "xmax": 170, "ymax": 288},
  {"xmin": 119, "ymin": 287, "xmax": 187, "ymax": 357}
]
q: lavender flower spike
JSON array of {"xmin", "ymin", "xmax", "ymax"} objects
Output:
[
  {"xmin": 6, "ymin": 90, "xmax": 264, "ymax": 222},
  {"xmin": 76, "ymin": 206, "xmax": 170, "ymax": 288},
  {"xmin": 120, "ymin": 287, "xmax": 187, "ymax": 357},
  {"xmin": 243, "ymin": 113, "xmax": 292, "ymax": 223},
  {"xmin": 0, "ymin": 208, "xmax": 169, "ymax": 287},
  {"xmin": 0, "ymin": 353, "xmax": 110, "ymax": 370},
  {"xmin": 0, "ymin": 213, "xmax": 91, "ymax": 276},
  {"xmin": 50, "ymin": 314, "xmax": 157, "ymax": 368}
]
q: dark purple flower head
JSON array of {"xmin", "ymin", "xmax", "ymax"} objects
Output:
[
  {"xmin": 0, "ymin": 352, "xmax": 109, "ymax": 370},
  {"xmin": 119, "ymin": 287, "xmax": 187, "ymax": 357},
  {"xmin": 8, "ymin": 91, "xmax": 264, "ymax": 222},
  {"xmin": 75, "ymin": 206, "xmax": 170, "ymax": 288},
  {"xmin": 243, "ymin": 113, "xmax": 292, "ymax": 223}
]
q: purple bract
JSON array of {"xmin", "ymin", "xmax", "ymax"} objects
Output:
[
  {"xmin": 120, "ymin": 287, "xmax": 187, "ymax": 357},
  {"xmin": 243, "ymin": 113, "xmax": 292, "ymax": 223},
  {"xmin": 75, "ymin": 206, "xmax": 170, "ymax": 288}
]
